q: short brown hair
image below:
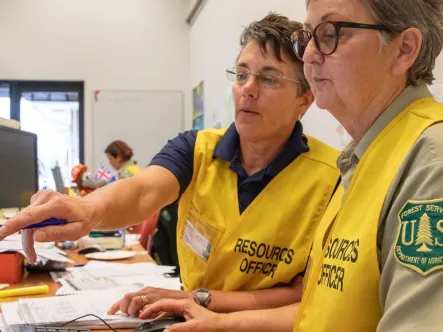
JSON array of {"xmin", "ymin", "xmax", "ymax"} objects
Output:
[
  {"xmin": 238, "ymin": 12, "xmax": 310, "ymax": 96},
  {"xmin": 105, "ymin": 140, "xmax": 133, "ymax": 162}
]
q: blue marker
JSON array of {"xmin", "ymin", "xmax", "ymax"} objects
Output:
[{"xmin": 22, "ymin": 218, "xmax": 68, "ymax": 230}]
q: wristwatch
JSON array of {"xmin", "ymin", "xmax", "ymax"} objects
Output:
[{"xmin": 194, "ymin": 288, "xmax": 211, "ymax": 308}]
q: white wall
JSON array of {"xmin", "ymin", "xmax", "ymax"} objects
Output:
[
  {"xmin": 435, "ymin": 56, "xmax": 443, "ymax": 84},
  {"xmin": 190, "ymin": 0, "xmax": 308, "ymax": 129},
  {"xmin": 190, "ymin": 0, "xmax": 443, "ymax": 149},
  {"xmin": 189, "ymin": 0, "xmax": 199, "ymax": 10},
  {"xmin": 0, "ymin": 0, "xmax": 191, "ymax": 166}
]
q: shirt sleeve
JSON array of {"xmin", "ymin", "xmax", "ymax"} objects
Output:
[
  {"xmin": 377, "ymin": 124, "xmax": 443, "ymax": 332},
  {"xmin": 149, "ymin": 130, "xmax": 198, "ymax": 195}
]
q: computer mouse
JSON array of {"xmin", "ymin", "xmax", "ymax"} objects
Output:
[
  {"xmin": 134, "ymin": 316, "xmax": 186, "ymax": 332},
  {"xmin": 78, "ymin": 245, "xmax": 103, "ymax": 255}
]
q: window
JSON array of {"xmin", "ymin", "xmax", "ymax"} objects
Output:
[
  {"xmin": 0, "ymin": 81, "xmax": 84, "ymax": 190},
  {"xmin": 0, "ymin": 85, "xmax": 10, "ymax": 119}
]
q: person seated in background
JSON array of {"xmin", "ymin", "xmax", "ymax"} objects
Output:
[
  {"xmin": 105, "ymin": 140, "xmax": 141, "ymax": 179},
  {"xmin": 105, "ymin": 140, "xmax": 145, "ymax": 233},
  {"xmin": 0, "ymin": 13, "xmax": 339, "ymax": 327}
]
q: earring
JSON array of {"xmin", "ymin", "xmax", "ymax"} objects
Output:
[{"xmin": 298, "ymin": 113, "xmax": 303, "ymax": 121}]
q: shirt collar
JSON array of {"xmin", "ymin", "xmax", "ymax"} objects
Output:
[
  {"xmin": 353, "ymin": 84, "xmax": 433, "ymax": 160},
  {"xmin": 213, "ymin": 123, "xmax": 239, "ymax": 162},
  {"xmin": 213, "ymin": 121, "xmax": 309, "ymax": 177}
]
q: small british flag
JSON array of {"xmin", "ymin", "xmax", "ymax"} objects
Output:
[{"xmin": 96, "ymin": 164, "xmax": 115, "ymax": 182}]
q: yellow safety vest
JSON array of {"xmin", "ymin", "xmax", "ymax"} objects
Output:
[
  {"xmin": 177, "ymin": 128, "xmax": 340, "ymax": 291},
  {"xmin": 122, "ymin": 163, "xmax": 140, "ymax": 176},
  {"xmin": 294, "ymin": 98, "xmax": 443, "ymax": 331}
]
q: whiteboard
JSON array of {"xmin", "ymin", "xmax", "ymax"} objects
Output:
[{"xmin": 92, "ymin": 90, "xmax": 183, "ymax": 173}]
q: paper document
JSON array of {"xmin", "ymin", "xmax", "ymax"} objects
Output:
[
  {"xmin": 51, "ymin": 264, "xmax": 179, "ymax": 295},
  {"xmin": 53, "ymin": 268, "xmax": 137, "ymax": 296},
  {"xmin": 110, "ymin": 275, "xmax": 181, "ymax": 290},
  {"xmin": 1, "ymin": 302, "xmax": 26, "ymax": 326},
  {"xmin": 1, "ymin": 287, "xmax": 147, "ymax": 329},
  {"xmin": 0, "ymin": 236, "xmax": 71, "ymax": 263},
  {"xmin": 50, "ymin": 268, "xmax": 84, "ymax": 282},
  {"xmin": 84, "ymin": 261, "xmax": 175, "ymax": 277},
  {"xmin": 0, "ymin": 313, "xmax": 21, "ymax": 332}
]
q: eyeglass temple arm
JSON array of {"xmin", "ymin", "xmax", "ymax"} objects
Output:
[{"xmin": 335, "ymin": 21, "xmax": 390, "ymax": 32}]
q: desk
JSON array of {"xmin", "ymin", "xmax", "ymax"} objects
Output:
[{"xmin": 0, "ymin": 244, "xmax": 153, "ymax": 331}]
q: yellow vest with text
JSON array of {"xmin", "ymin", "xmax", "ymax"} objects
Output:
[
  {"xmin": 294, "ymin": 98, "xmax": 443, "ymax": 332},
  {"xmin": 177, "ymin": 128, "xmax": 340, "ymax": 291}
]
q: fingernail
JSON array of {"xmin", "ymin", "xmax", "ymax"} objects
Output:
[{"xmin": 28, "ymin": 255, "xmax": 36, "ymax": 264}]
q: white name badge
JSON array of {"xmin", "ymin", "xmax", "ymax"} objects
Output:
[{"xmin": 182, "ymin": 220, "xmax": 212, "ymax": 261}]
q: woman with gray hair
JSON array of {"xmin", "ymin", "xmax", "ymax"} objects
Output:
[
  {"xmin": 290, "ymin": 0, "xmax": 443, "ymax": 331},
  {"xmin": 119, "ymin": 0, "xmax": 443, "ymax": 331}
]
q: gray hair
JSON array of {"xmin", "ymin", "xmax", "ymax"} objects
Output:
[
  {"xmin": 306, "ymin": 0, "xmax": 443, "ymax": 86},
  {"xmin": 362, "ymin": 0, "xmax": 443, "ymax": 86},
  {"xmin": 238, "ymin": 12, "xmax": 310, "ymax": 96}
]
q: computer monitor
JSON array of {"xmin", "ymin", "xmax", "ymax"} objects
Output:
[{"xmin": 0, "ymin": 126, "xmax": 38, "ymax": 209}]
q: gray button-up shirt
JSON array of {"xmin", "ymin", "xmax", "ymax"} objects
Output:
[{"xmin": 337, "ymin": 85, "xmax": 443, "ymax": 331}]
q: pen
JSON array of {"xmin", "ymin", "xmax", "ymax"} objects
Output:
[
  {"xmin": 0, "ymin": 218, "xmax": 68, "ymax": 230},
  {"xmin": 0, "ymin": 285, "xmax": 49, "ymax": 298},
  {"xmin": 22, "ymin": 218, "xmax": 68, "ymax": 230}
]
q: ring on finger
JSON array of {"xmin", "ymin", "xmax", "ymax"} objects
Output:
[{"xmin": 140, "ymin": 295, "xmax": 149, "ymax": 307}]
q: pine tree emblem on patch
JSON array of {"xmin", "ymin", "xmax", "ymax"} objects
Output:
[{"xmin": 395, "ymin": 199, "xmax": 443, "ymax": 276}]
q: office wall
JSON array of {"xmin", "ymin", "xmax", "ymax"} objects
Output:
[
  {"xmin": 0, "ymin": 0, "xmax": 191, "ymax": 166},
  {"xmin": 190, "ymin": 0, "xmax": 443, "ymax": 148},
  {"xmin": 435, "ymin": 55, "xmax": 443, "ymax": 83},
  {"xmin": 189, "ymin": 0, "xmax": 199, "ymax": 10}
]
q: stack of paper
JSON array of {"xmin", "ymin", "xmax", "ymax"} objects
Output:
[
  {"xmin": 0, "ymin": 287, "xmax": 149, "ymax": 329},
  {"xmin": 0, "ymin": 235, "xmax": 73, "ymax": 263},
  {"xmin": 0, "ymin": 313, "xmax": 22, "ymax": 332},
  {"xmin": 84, "ymin": 261, "xmax": 176, "ymax": 276},
  {"xmin": 52, "ymin": 261, "xmax": 181, "ymax": 296}
]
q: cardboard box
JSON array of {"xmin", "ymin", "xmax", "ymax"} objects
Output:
[{"xmin": 0, "ymin": 252, "xmax": 24, "ymax": 283}]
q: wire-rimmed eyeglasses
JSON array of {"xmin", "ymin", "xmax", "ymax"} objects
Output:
[{"xmin": 226, "ymin": 66, "xmax": 302, "ymax": 89}]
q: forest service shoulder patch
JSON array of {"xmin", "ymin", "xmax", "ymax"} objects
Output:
[{"xmin": 395, "ymin": 199, "xmax": 443, "ymax": 276}]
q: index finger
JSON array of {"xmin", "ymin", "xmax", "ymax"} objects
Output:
[
  {"xmin": 139, "ymin": 299, "xmax": 188, "ymax": 319},
  {"xmin": 107, "ymin": 300, "xmax": 123, "ymax": 315},
  {"xmin": 21, "ymin": 229, "xmax": 37, "ymax": 263},
  {"xmin": 0, "ymin": 204, "xmax": 55, "ymax": 240}
]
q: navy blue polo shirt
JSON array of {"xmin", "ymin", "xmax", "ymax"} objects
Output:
[{"xmin": 150, "ymin": 122, "xmax": 309, "ymax": 214}]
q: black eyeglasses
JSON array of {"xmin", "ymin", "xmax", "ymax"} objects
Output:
[{"xmin": 291, "ymin": 21, "xmax": 391, "ymax": 60}]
